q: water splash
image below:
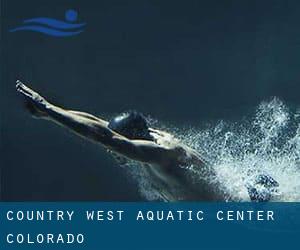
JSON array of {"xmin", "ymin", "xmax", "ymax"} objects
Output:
[{"xmin": 123, "ymin": 98, "xmax": 300, "ymax": 201}]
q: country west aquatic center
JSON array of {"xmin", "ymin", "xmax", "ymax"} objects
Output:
[{"xmin": 6, "ymin": 209, "xmax": 275, "ymax": 222}]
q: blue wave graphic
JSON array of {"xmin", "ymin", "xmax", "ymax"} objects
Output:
[
  {"xmin": 23, "ymin": 18, "xmax": 85, "ymax": 29},
  {"xmin": 9, "ymin": 9, "xmax": 85, "ymax": 37},
  {"xmin": 10, "ymin": 25, "xmax": 84, "ymax": 37}
]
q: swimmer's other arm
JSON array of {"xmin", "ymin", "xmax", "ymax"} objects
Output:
[{"xmin": 16, "ymin": 81, "xmax": 177, "ymax": 165}]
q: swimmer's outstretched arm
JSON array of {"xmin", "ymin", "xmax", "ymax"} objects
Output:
[{"xmin": 16, "ymin": 81, "xmax": 176, "ymax": 165}]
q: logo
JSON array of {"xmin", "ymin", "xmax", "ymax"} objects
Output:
[{"xmin": 9, "ymin": 9, "xmax": 85, "ymax": 37}]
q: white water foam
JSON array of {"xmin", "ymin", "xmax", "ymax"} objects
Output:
[{"xmin": 124, "ymin": 98, "xmax": 300, "ymax": 201}]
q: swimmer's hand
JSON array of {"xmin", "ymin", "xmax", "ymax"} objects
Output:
[{"xmin": 16, "ymin": 80, "xmax": 49, "ymax": 118}]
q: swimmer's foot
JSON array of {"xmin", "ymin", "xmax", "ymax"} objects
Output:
[{"xmin": 16, "ymin": 80, "xmax": 49, "ymax": 118}]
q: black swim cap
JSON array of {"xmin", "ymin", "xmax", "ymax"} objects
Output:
[{"xmin": 108, "ymin": 111, "xmax": 153, "ymax": 140}]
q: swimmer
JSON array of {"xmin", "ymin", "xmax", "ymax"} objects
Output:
[{"xmin": 16, "ymin": 80, "xmax": 278, "ymax": 201}]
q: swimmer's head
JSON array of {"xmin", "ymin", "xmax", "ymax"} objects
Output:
[{"xmin": 108, "ymin": 111, "xmax": 153, "ymax": 141}]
